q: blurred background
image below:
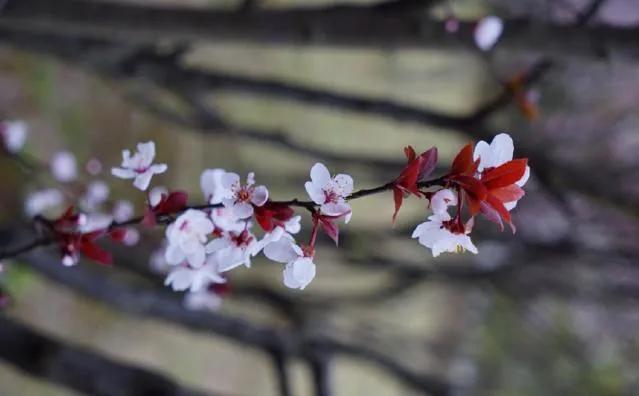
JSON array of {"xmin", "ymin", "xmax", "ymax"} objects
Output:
[{"xmin": 0, "ymin": 0, "xmax": 639, "ymax": 395}]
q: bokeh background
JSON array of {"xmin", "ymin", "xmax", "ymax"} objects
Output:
[{"xmin": 1, "ymin": 0, "xmax": 639, "ymax": 395}]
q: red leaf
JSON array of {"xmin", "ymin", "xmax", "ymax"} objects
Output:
[
  {"xmin": 486, "ymin": 194, "xmax": 515, "ymax": 233},
  {"xmin": 156, "ymin": 191, "xmax": 188, "ymax": 214},
  {"xmin": 450, "ymin": 143, "xmax": 474, "ymax": 175},
  {"xmin": 392, "ymin": 187, "xmax": 404, "ymax": 225},
  {"xmin": 404, "ymin": 146, "xmax": 416, "ymax": 162},
  {"xmin": 80, "ymin": 240, "xmax": 113, "ymax": 265},
  {"xmin": 491, "ymin": 184, "xmax": 525, "ymax": 204},
  {"xmin": 254, "ymin": 201, "xmax": 295, "ymax": 232},
  {"xmin": 417, "ymin": 147, "xmax": 438, "ymax": 182},
  {"xmin": 318, "ymin": 216, "xmax": 339, "ymax": 246},
  {"xmin": 466, "ymin": 193, "xmax": 482, "ymax": 215},
  {"xmin": 396, "ymin": 157, "xmax": 421, "ymax": 190},
  {"xmin": 142, "ymin": 207, "xmax": 157, "ymax": 227},
  {"xmin": 482, "ymin": 159, "xmax": 528, "ymax": 190},
  {"xmin": 479, "ymin": 201, "xmax": 504, "ymax": 231},
  {"xmin": 452, "ymin": 175, "xmax": 487, "ymax": 201},
  {"xmin": 109, "ymin": 228, "xmax": 127, "ymax": 242}
]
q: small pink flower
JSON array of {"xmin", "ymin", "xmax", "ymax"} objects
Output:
[
  {"xmin": 111, "ymin": 141, "xmax": 167, "ymax": 191},
  {"xmin": 220, "ymin": 172, "xmax": 269, "ymax": 219},
  {"xmin": 304, "ymin": 163, "xmax": 353, "ymax": 223}
]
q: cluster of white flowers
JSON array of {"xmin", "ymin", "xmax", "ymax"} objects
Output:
[
  {"xmin": 160, "ymin": 165, "xmax": 321, "ymax": 294},
  {"xmin": 111, "ymin": 147, "xmax": 356, "ymax": 294},
  {"xmin": 2, "ymin": 126, "xmax": 529, "ymax": 303}
]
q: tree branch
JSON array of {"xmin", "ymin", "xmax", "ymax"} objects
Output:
[
  {"xmin": 0, "ymin": 315, "xmax": 211, "ymax": 396},
  {"xmin": 1, "ymin": 0, "xmax": 638, "ymax": 60},
  {"xmin": 15, "ymin": 249, "xmax": 451, "ymax": 395}
]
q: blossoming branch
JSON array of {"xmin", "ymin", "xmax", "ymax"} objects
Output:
[{"xmin": 0, "ymin": 124, "xmax": 529, "ymax": 300}]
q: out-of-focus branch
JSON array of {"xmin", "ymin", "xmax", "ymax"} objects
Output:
[
  {"xmin": 18, "ymin": 250, "xmax": 451, "ymax": 395},
  {"xmin": 309, "ymin": 352, "xmax": 333, "ymax": 396},
  {"xmin": 0, "ymin": 315, "xmax": 211, "ymax": 396},
  {"xmin": 1, "ymin": 0, "xmax": 638, "ymax": 60}
]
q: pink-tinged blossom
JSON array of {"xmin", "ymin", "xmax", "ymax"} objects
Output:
[
  {"xmin": 112, "ymin": 200, "xmax": 135, "ymax": 222},
  {"xmin": 50, "ymin": 151, "xmax": 78, "ymax": 182},
  {"xmin": 80, "ymin": 181, "xmax": 110, "ymax": 211},
  {"xmin": 305, "ymin": 163, "xmax": 354, "ymax": 223},
  {"xmin": 149, "ymin": 244, "xmax": 171, "ymax": 274},
  {"xmin": 412, "ymin": 213, "xmax": 477, "ymax": 257},
  {"xmin": 474, "ymin": 16, "xmax": 503, "ymax": 51},
  {"xmin": 473, "ymin": 133, "xmax": 530, "ymax": 210},
  {"xmin": 149, "ymin": 186, "xmax": 168, "ymax": 207},
  {"xmin": 263, "ymin": 235, "xmax": 316, "ymax": 290},
  {"xmin": 200, "ymin": 168, "xmax": 227, "ymax": 204},
  {"xmin": 164, "ymin": 256, "xmax": 226, "ymax": 292},
  {"xmin": 205, "ymin": 228, "xmax": 261, "ymax": 272},
  {"xmin": 85, "ymin": 158, "xmax": 102, "ymax": 175},
  {"xmin": 164, "ymin": 209, "xmax": 214, "ymax": 268},
  {"xmin": 210, "ymin": 207, "xmax": 245, "ymax": 235},
  {"xmin": 111, "ymin": 141, "xmax": 167, "ymax": 191},
  {"xmin": 220, "ymin": 172, "xmax": 269, "ymax": 219},
  {"xmin": 429, "ymin": 189, "xmax": 457, "ymax": 217},
  {"xmin": 78, "ymin": 213, "xmax": 113, "ymax": 233},
  {"xmin": 24, "ymin": 188, "xmax": 65, "ymax": 217},
  {"xmin": 184, "ymin": 287, "xmax": 223, "ymax": 312},
  {"xmin": 121, "ymin": 228, "xmax": 140, "ymax": 246},
  {"xmin": 0, "ymin": 121, "xmax": 27, "ymax": 153}
]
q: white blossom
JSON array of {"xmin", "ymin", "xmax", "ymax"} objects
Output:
[
  {"xmin": 122, "ymin": 228, "xmax": 140, "ymax": 246},
  {"xmin": 184, "ymin": 288, "xmax": 222, "ymax": 312},
  {"xmin": 78, "ymin": 213, "xmax": 113, "ymax": 233},
  {"xmin": 0, "ymin": 121, "xmax": 27, "ymax": 153},
  {"xmin": 473, "ymin": 132, "xmax": 530, "ymax": 209},
  {"xmin": 111, "ymin": 141, "xmax": 167, "ymax": 191},
  {"xmin": 210, "ymin": 206, "xmax": 245, "ymax": 235},
  {"xmin": 200, "ymin": 168, "xmax": 227, "ymax": 204},
  {"xmin": 412, "ymin": 213, "xmax": 478, "ymax": 257},
  {"xmin": 112, "ymin": 200, "xmax": 135, "ymax": 222},
  {"xmin": 304, "ymin": 163, "xmax": 353, "ymax": 222},
  {"xmin": 164, "ymin": 257, "xmax": 226, "ymax": 292},
  {"xmin": 164, "ymin": 209, "xmax": 214, "ymax": 268},
  {"xmin": 429, "ymin": 189, "xmax": 457, "ymax": 217},
  {"xmin": 24, "ymin": 188, "xmax": 65, "ymax": 217},
  {"xmin": 474, "ymin": 16, "xmax": 503, "ymax": 51},
  {"xmin": 264, "ymin": 235, "xmax": 316, "ymax": 290},
  {"xmin": 149, "ymin": 186, "xmax": 168, "ymax": 207},
  {"xmin": 80, "ymin": 180, "xmax": 109, "ymax": 211},
  {"xmin": 149, "ymin": 244, "xmax": 171, "ymax": 274},
  {"xmin": 220, "ymin": 172, "xmax": 268, "ymax": 219},
  {"xmin": 50, "ymin": 151, "xmax": 78, "ymax": 182},
  {"xmin": 205, "ymin": 228, "xmax": 261, "ymax": 272}
]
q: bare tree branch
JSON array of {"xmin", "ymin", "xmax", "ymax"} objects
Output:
[
  {"xmin": 0, "ymin": 315, "xmax": 212, "ymax": 396},
  {"xmin": 1, "ymin": 0, "xmax": 638, "ymax": 60},
  {"xmin": 16, "ymin": 249, "xmax": 451, "ymax": 396}
]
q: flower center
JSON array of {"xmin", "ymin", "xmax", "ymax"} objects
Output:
[
  {"xmin": 231, "ymin": 230, "xmax": 254, "ymax": 247},
  {"xmin": 236, "ymin": 187, "xmax": 252, "ymax": 203},
  {"xmin": 323, "ymin": 188, "xmax": 339, "ymax": 203},
  {"xmin": 442, "ymin": 219, "xmax": 465, "ymax": 234}
]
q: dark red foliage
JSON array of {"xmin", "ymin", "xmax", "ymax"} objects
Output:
[
  {"xmin": 254, "ymin": 201, "xmax": 295, "ymax": 232},
  {"xmin": 143, "ymin": 191, "xmax": 188, "ymax": 226},
  {"xmin": 392, "ymin": 146, "xmax": 438, "ymax": 224},
  {"xmin": 445, "ymin": 143, "xmax": 528, "ymax": 232}
]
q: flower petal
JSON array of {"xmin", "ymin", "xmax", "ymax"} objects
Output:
[
  {"xmin": 251, "ymin": 185, "xmax": 269, "ymax": 206},
  {"xmin": 310, "ymin": 163, "xmax": 331, "ymax": 187}
]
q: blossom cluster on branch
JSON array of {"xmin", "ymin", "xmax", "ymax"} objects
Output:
[{"xmin": 0, "ymin": 123, "xmax": 528, "ymax": 306}]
